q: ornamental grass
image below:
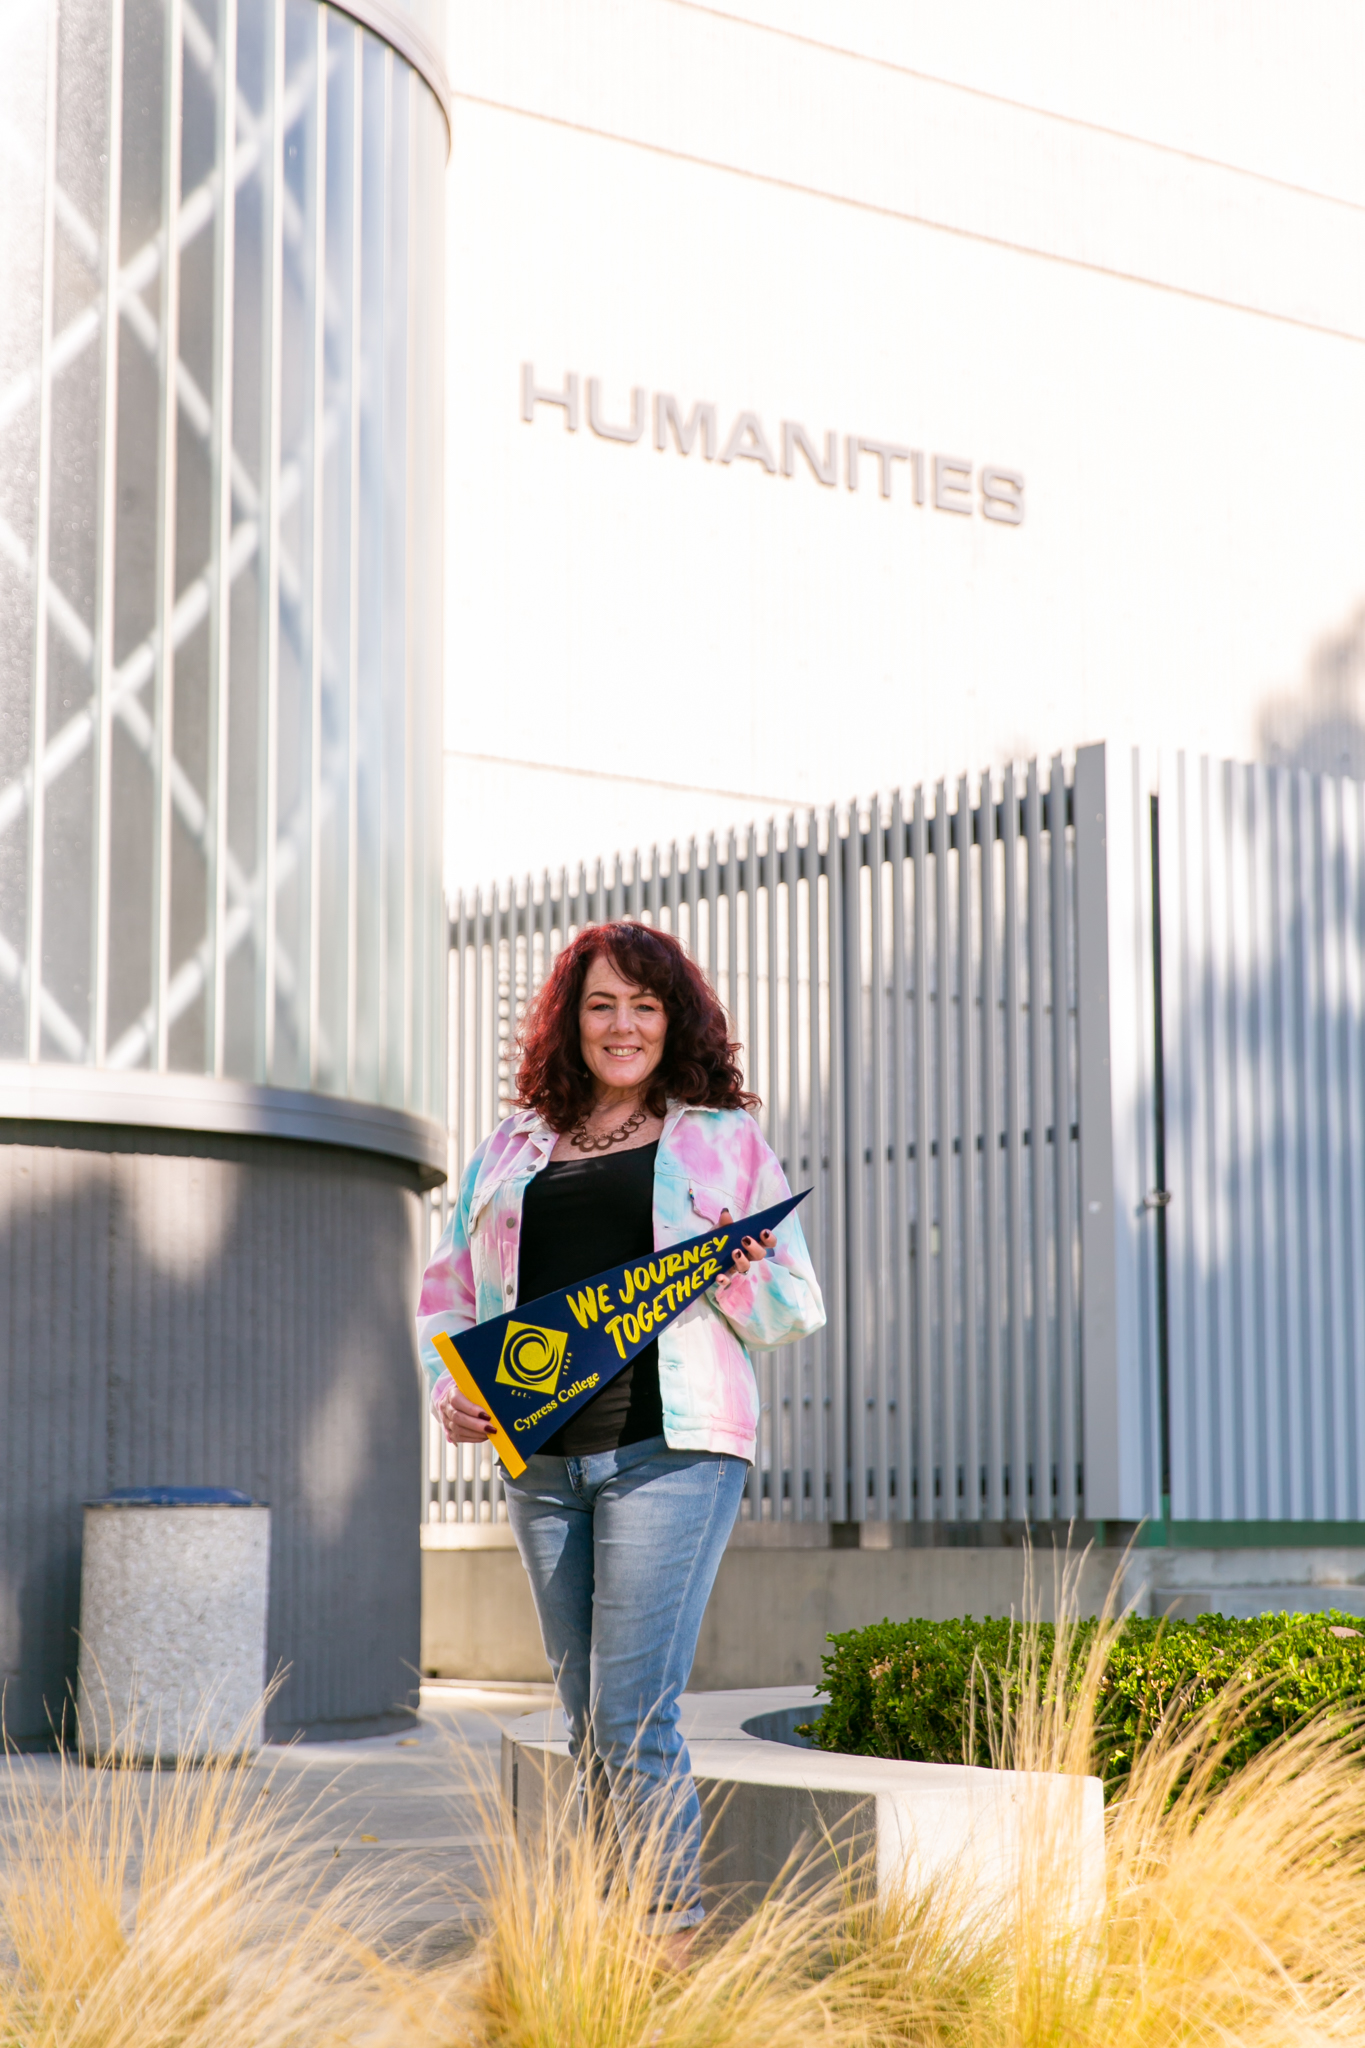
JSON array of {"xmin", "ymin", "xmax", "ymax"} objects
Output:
[{"xmin": 5, "ymin": 1557, "xmax": 1365, "ymax": 2047}]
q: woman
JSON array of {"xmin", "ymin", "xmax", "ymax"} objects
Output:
[{"xmin": 417, "ymin": 920, "xmax": 824, "ymax": 1944}]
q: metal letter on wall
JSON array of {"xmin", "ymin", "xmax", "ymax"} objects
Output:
[
  {"xmin": 587, "ymin": 378, "xmax": 645, "ymax": 444},
  {"xmin": 521, "ymin": 362, "xmax": 579, "ymax": 429},
  {"xmin": 933, "ymin": 456, "xmax": 973, "ymax": 512},
  {"xmin": 781, "ymin": 422, "xmax": 837, "ymax": 485},
  {"xmin": 856, "ymin": 437, "xmax": 912, "ymax": 500},
  {"xmin": 981, "ymin": 467, "xmax": 1025, "ymax": 523},
  {"xmin": 719, "ymin": 412, "xmax": 777, "ymax": 473},
  {"xmin": 654, "ymin": 393, "xmax": 717, "ymax": 458}
]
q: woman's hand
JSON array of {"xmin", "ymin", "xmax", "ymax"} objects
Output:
[
  {"xmin": 435, "ymin": 1380, "xmax": 494, "ymax": 1444},
  {"xmin": 715, "ymin": 1211, "xmax": 776, "ymax": 1291}
]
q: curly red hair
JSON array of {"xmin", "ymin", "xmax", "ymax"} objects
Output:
[{"xmin": 515, "ymin": 922, "xmax": 757, "ymax": 1132}]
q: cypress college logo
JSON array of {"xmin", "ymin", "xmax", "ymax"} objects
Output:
[{"xmin": 496, "ymin": 1320, "xmax": 569, "ymax": 1396}]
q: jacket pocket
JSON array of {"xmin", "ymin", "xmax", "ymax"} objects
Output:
[{"xmin": 685, "ymin": 1179, "xmax": 736, "ymax": 1227}]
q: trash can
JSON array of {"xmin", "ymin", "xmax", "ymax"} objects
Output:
[{"xmin": 76, "ymin": 1488, "xmax": 270, "ymax": 1764}]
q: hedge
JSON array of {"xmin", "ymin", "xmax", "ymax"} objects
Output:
[{"xmin": 801, "ymin": 1610, "xmax": 1365, "ymax": 1794}]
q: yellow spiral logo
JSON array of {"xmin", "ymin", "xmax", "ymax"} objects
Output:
[{"xmin": 496, "ymin": 1320, "xmax": 568, "ymax": 1396}]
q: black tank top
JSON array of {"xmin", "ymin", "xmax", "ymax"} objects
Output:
[{"xmin": 517, "ymin": 1141, "xmax": 664, "ymax": 1456}]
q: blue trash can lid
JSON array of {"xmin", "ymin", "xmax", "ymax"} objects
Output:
[{"xmin": 87, "ymin": 1486, "xmax": 261, "ymax": 1507}]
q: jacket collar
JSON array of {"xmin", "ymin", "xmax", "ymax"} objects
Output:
[
  {"xmin": 505, "ymin": 1105, "xmax": 550, "ymax": 1136},
  {"xmin": 496, "ymin": 1097, "xmax": 712, "ymax": 1164}
]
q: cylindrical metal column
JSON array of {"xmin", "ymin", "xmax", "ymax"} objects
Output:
[{"xmin": 0, "ymin": 0, "xmax": 447, "ymax": 1742}]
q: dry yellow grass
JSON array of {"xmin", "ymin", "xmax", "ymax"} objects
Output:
[
  {"xmin": 0, "ymin": 1702, "xmax": 411, "ymax": 2048},
  {"xmin": 6, "ymin": 1561, "xmax": 1365, "ymax": 2048}
]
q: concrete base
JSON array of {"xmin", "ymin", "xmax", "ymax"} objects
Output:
[
  {"xmin": 422, "ymin": 1531, "xmax": 553, "ymax": 1683},
  {"xmin": 1133, "ymin": 1548, "xmax": 1365, "ymax": 1620},
  {"xmin": 501, "ymin": 1686, "xmax": 1104, "ymax": 1929},
  {"xmin": 77, "ymin": 1502, "xmax": 269, "ymax": 1763},
  {"xmin": 0, "ymin": 1127, "xmax": 424, "ymax": 1746},
  {"xmin": 422, "ymin": 1523, "xmax": 1365, "ymax": 1687},
  {"xmin": 420, "ymin": 1525, "xmax": 1135, "ymax": 1688}
]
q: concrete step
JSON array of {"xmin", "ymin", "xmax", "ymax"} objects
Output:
[
  {"xmin": 501, "ymin": 1684, "xmax": 1103, "ymax": 1934},
  {"xmin": 1151, "ymin": 1585, "xmax": 1365, "ymax": 1622}
]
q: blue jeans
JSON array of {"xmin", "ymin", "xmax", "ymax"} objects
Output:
[{"xmin": 501, "ymin": 1436, "xmax": 747, "ymax": 1930}]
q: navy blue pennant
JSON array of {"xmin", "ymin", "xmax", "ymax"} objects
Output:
[{"xmin": 432, "ymin": 1189, "xmax": 809, "ymax": 1474}]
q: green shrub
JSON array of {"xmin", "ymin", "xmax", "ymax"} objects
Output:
[{"xmin": 802, "ymin": 1609, "xmax": 1365, "ymax": 1794}]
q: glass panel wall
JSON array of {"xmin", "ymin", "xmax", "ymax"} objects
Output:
[{"xmin": 0, "ymin": 0, "xmax": 446, "ymax": 1124}]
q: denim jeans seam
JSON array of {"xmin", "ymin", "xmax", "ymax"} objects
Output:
[
  {"xmin": 651, "ymin": 1456, "xmax": 733, "ymax": 1914},
  {"xmin": 506, "ymin": 1443, "xmax": 743, "ymax": 1926}
]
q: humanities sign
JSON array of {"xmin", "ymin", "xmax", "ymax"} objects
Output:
[
  {"xmin": 521, "ymin": 363, "xmax": 1024, "ymax": 522},
  {"xmin": 432, "ymin": 1189, "xmax": 809, "ymax": 1475}
]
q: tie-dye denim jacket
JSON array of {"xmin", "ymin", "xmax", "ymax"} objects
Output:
[{"xmin": 416, "ymin": 1102, "xmax": 825, "ymax": 1463}]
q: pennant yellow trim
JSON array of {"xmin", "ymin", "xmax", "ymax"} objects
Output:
[{"xmin": 432, "ymin": 1332, "xmax": 527, "ymax": 1478}]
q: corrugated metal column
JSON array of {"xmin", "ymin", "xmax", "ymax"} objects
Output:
[
  {"xmin": 782, "ymin": 817, "xmax": 805, "ymax": 1513},
  {"xmin": 929, "ymin": 786, "xmax": 952, "ymax": 1517},
  {"xmin": 1160, "ymin": 749, "xmax": 1208, "ymax": 1518},
  {"xmin": 911, "ymin": 789, "xmax": 933, "ymax": 1519},
  {"xmin": 889, "ymin": 791, "xmax": 911, "ymax": 1522},
  {"xmin": 956, "ymin": 776, "xmax": 980, "ymax": 1519},
  {"xmin": 1050, "ymin": 756, "xmax": 1079, "ymax": 1518},
  {"xmin": 808, "ymin": 817, "xmax": 831, "ymax": 1517},
  {"xmin": 1024, "ymin": 764, "xmax": 1050, "ymax": 1517},
  {"xmin": 844, "ymin": 804, "xmax": 867, "ymax": 1519},
  {"xmin": 826, "ymin": 805, "xmax": 848, "ymax": 1520},
  {"xmin": 1249, "ymin": 765, "xmax": 1286, "ymax": 1521},
  {"xmin": 979, "ymin": 774, "xmax": 1004, "ymax": 1519},
  {"xmin": 1074, "ymin": 743, "xmax": 1162, "ymax": 1521},
  {"xmin": 867, "ymin": 799, "xmax": 890, "ymax": 1517},
  {"xmin": 743, "ymin": 825, "xmax": 764, "ymax": 1517},
  {"xmin": 1338, "ymin": 778, "xmax": 1365, "ymax": 1517},
  {"xmin": 1002, "ymin": 767, "xmax": 1028, "ymax": 1521}
]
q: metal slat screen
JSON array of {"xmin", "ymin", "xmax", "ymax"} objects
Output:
[
  {"xmin": 1157, "ymin": 754, "xmax": 1365, "ymax": 1523},
  {"xmin": 427, "ymin": 760, "xmax": 1082, "ymax": 1530}
]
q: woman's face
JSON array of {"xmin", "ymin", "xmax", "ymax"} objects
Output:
[{"xmin": 578, "ymin": 956, "xmax": 667, "ymax": 1097}]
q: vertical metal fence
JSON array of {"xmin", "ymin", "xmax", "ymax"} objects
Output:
[{"xmin": 426, "ymin": 756, "xmax": 1084, "ymax": 1529}]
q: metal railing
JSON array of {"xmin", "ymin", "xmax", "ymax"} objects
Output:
[{"xmin": 427, "ymin": 754, "xmax": 1085, "ymax": 1528}]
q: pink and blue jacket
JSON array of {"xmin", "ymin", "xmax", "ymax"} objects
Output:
[{"xmin": 416, "ymin": 1103, "xmax": 825, "ymax": 1462}]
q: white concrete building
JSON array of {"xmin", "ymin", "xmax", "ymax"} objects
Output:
[{"xmin": 443, "ymin": 0, "xmax": 1365, "ymax": 895}]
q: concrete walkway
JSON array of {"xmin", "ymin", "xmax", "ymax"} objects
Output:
[{"xmin": 0, "ymin": 1682, "xmax": 553, "ymax": 1966}]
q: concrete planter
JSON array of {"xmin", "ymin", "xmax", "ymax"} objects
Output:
[
  {"xmin": 502, "ymin": 1685, "xmax": 1104, "ymax": 1930},
  {"xmin": 77, "ymin": 1490, "xmax": 270, "ymax": 1764}
]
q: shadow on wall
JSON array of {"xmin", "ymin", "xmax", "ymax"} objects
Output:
[
  {"xmin": 0, "ymin": 1129, "xmax": 425, "ymax": 1747},
  {"xmin": 1257, "ymin": 600, "xmax": 1365, "ymax": 778},
  {"xmin": 1157, "ymin": 747, "xmax": 1365, "ymax": 1524}
]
